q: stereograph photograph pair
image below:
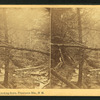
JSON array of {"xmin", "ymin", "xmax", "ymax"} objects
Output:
[{"xmin": 0, "ymin": 5, "xmax": 100, "ymax": 96}]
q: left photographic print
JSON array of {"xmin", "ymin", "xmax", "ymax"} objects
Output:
[{"xmin": 0, "ymin": 8, "xmax": 51, "ymax": 89}]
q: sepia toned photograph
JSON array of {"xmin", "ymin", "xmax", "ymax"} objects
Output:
[
  {"xmin": 0, "ymin": 5, "xmax": 100, "ymax": 96},
  {"xmin": 0, "ymin": 8, "xmax": 51, "ymax": 89},
  {"xmin": 51, "ymin": 8, "xmax": 100, "ymax": 89}
]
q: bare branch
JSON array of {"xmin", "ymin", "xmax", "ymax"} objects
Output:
[
  {"xmin": 83, "ymin": 27, "xmax": 100, "ymax": 32},
  {"xmin": 51, "ymin": 43, "xmax": 100, "ymax": 51},
  {"xmin": 0, "ymin": 44, "xmax": 50, "ymax": 56}
]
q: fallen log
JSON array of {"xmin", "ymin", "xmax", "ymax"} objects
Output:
[
  {"xmin": 14, "ymin": 65, "xmax": 45, "ymax": 71},
  {"xmin": 59, "ymin": 48, "xmax": 66, "ymax": 65},
  {"xmin": 51, "ymin": 68, "xmax": 79, "ymax": 89},
  {"xmin": 0, "ymin": 44, "xmax": 50, "ymax": 56},
  {"xmin": 51, "ymin": 43, "xmax": 100, "ymax": 51},
  {"xmin": 0, "ymin": 84, "xmax": 6, "ymax": 88},
  {"xmin": 54, "ymin": 61, "xmax": 63, "ymax": 69}
]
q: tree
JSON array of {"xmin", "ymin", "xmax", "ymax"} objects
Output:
[
  {"xmin": 0, "ymin": 8, "xmax": 50, "ymax": 89},
  {"xmin": 51, "ymin": 8, "xmax": 100, "ymax": 89},
  {"xmin": 3, "ymin": 9, "xmax": 10, "ymax": 87},
  {"xmin": 77, "ymin": 8, "xmax": 84, "ymax": 88}
]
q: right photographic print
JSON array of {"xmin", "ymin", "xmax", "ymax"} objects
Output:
[{"xmin": 51, "ymin": 8, "xmax": 100, "ymax": 89}]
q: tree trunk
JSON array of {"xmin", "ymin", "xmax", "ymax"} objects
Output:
[
  {"xmin": 3, "ymin": 9, "xmax": 10, "ymax": 88},
  {"xmin": 77, "ymin": 53, "xmax": 84, "ymax": 88},
  {"xmin": 3, "ymin": 50, "xmax": 9, "ymax": 87},
  {"xmin": 77, "ymin": 8, "xmax": 84, "ymax": 88}
]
